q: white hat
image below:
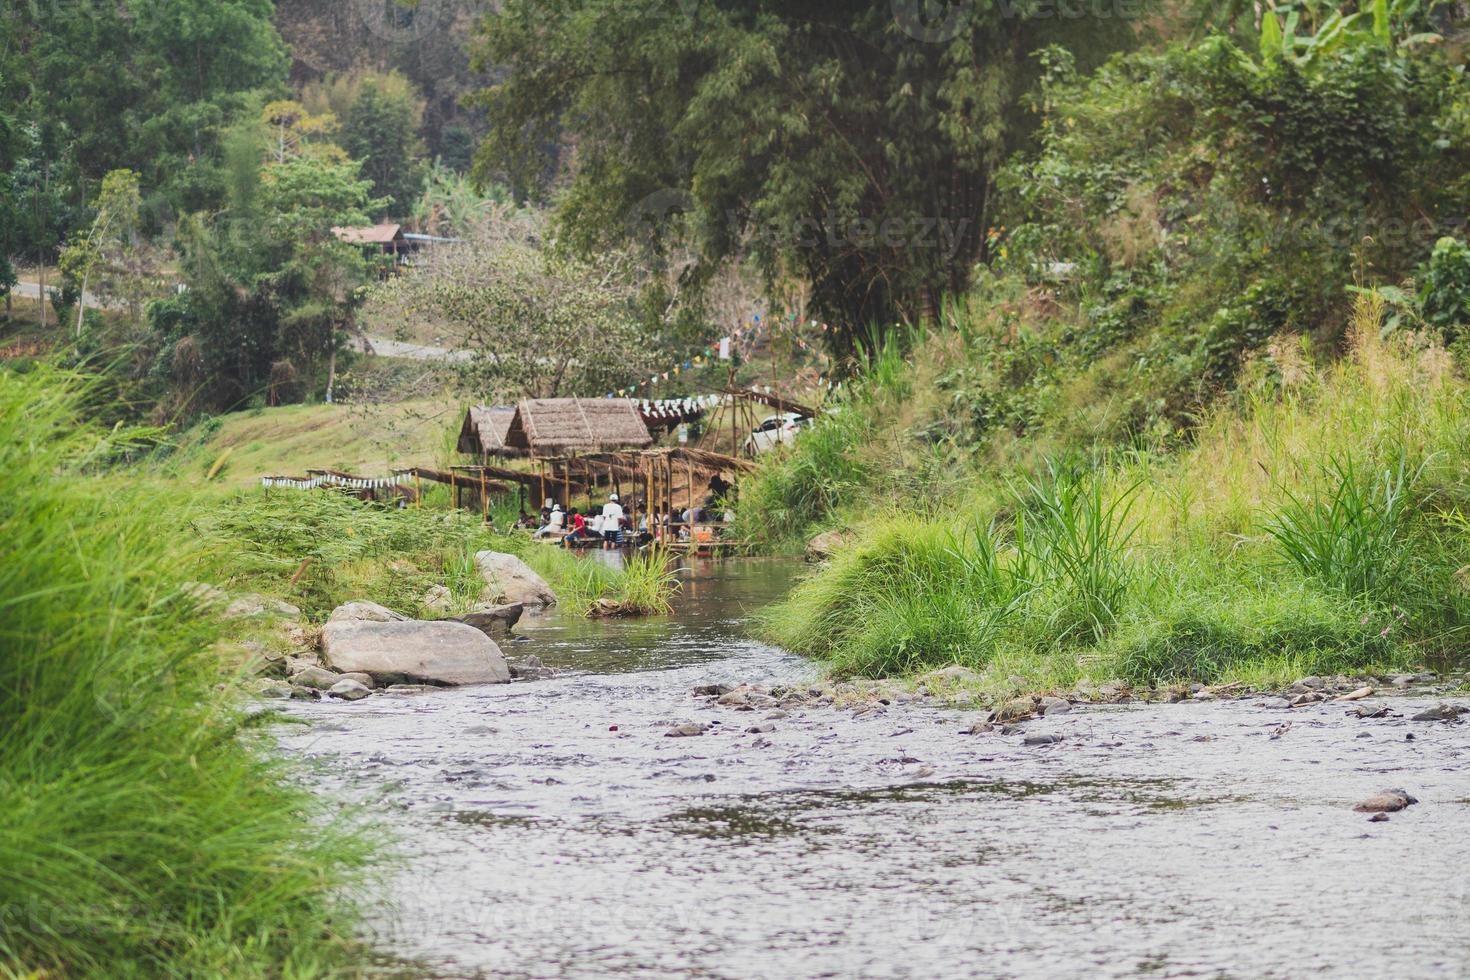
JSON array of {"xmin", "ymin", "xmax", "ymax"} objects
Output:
[
  {"xmin": 610, "ymin": 493, "xmax": 619, "ymax": 502},
  {"xmin": 552, "ymin": 503, "xmax": 563, "ymax": 512}
]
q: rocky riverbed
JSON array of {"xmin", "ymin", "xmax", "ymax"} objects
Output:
[{"xmin": 274, "ymin": 559, "xmax": 1470, "ymax": 979}]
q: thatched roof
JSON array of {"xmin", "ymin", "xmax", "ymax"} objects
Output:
[
  {"xmin": 504, "ymin": 398, "xmax": 653, "ymax": 456},
  {"xmin": 457, "ymin": 406, "xmax": 521, "ymax": 457}
]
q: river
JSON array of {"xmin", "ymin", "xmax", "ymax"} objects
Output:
[{"xmin": 278, "ymin": 557, "xmax": 1470, "ymax": 979}]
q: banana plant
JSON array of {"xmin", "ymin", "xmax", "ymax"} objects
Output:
[{"xmin": 1257, "ymin": 0, "xmax": 1444, "ymax": 69}]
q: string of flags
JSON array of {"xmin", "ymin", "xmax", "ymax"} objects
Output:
[
  {"xmin": 605, "ymin": 312, "xmax": 838, "ymax": 399},
  {"xmin": 260, "ymin": 473, "xmax": 410, "ymax": 491}
]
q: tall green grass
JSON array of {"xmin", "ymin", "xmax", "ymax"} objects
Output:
[
  {"xmin": 0, "ymin": 366, "xmax": 374, "ymax": 976},
  {"xmin": 762, "ymin": 296, "xmax": 1465, "ymax": 691},
  {"xmin": 526, "ymin": 545, "xmax": 682, "ymax": 616}
]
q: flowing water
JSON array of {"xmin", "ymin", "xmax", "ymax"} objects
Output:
[{"xmin": 279, "ymin": 558, "xmax": 1470, "ymax": 979}]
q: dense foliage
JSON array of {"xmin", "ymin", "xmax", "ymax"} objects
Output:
[{"xmin": 469, "ymin": 0, "xmax": 1140, "ymax": 348}]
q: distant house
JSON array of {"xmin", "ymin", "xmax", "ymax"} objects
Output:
[
  {"xmin": 332, "ymin": 223, "xmax": 464, "ymax": 273},
  {"xmin": 332, "ymin": 222, "xmax": 407, "ymax": 257}
]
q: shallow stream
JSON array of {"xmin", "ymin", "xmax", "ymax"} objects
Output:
[{"xmin": 279, "ymin": 558, "xmax": 1470, "ymax": 979}]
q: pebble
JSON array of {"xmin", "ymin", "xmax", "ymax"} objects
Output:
[
  {"xmin": 745, "ymin": 723, "xmax": 776, "ymax": 734},
  {"xmin": 1023, "ymin": 734, "xmax": 1063, "ymax": 746},
  {"xmin": 1352, "ymin": 789, "xmax": 1418, "ymax": 813},
  {"xmin": 1368, "ymin": 813, "xmax": 1390, "ymax": 823},
  {"xmin": 664, "ymin": 722, "xmax": 707, "ymax": 738}
]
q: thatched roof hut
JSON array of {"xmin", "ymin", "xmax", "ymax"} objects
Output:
[
  {"xmin": 504, "ymin": 398, "xmax": 653, "ymax": 456},
  {"xmin": 457, "ymin": 406, "xmax": 521, "ymax": 458}
]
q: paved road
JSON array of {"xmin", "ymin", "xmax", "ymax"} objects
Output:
[{"xmin": 13, "ymin": 282, "xmax": 467, "ymax": 363}]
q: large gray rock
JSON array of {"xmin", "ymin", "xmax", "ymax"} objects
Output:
[
  {"xmin": 453, "ymin": 602, "xmax": 525, "ymax": 637},
  {"xmin": 328, "ymin": 600, "xmax": 408, "ymax": 624},
  {"xmin": 290, "ymin": 665, "xmax": 341, "ymax": 690},
  {"xmin": 474, "ymin": 552, "xmax": 557, "ymax": 606},
  {"xmin": 321, "ymin": 619, "xmax": 510, "ymax": 686}
]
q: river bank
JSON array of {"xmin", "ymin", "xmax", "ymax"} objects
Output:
[{"xmin": 276, "ymin": 558, "xmax": 1470, "ymax": 979}]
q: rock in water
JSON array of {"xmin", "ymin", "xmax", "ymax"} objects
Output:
[
  {"xmin": 1352, "ymin": 789, "xmax": 1418, "ymax": 813},
  {"xmin": 290, "ymin": 665, "xmax": 341, "ymax": 690},
  {"xmin": 1023, "ymin": 733, "xmax": 1063, "ymax": 746},
  {"xmin": 509, "ymin": 655, "xmax": 555, "ymax": 681},
  {"xmin": 989, "ymin": 697, "xmax": 1036, "ymax": 724},
  {"xmin": 328, "ymin": 600, "xmax": 408, "ymax": 624},
  {"xmin": 453, "ymin": 602, "xmax": 525, "ymax": 637},
  {"xmin": 252, "ymin": 679, "xmax": 294, "ymax": 700},
  {"xmin": 328, "ymin": 679, "xmax": 372, "ymax": 701},
  {"xmin": 1410, "ymin": 703, "xmax": 1466, "ymax": 722},
  {"xmin": 664, "ymin": 722, "xmax": 707, "ymax": 737},
  {"xmin": 474, "ymin": 551, "xmax": 557, "ymax": 606},
  {"xmin": 1040, "ymin": 696, "xmax": 1072, "ymax": 716},
  {"xmin": 321, "ymin": 620, "xmax": 510, "ymax": 685}
]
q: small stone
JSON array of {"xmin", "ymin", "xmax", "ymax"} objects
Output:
[
  {"xmin": 989, "ymin": 698, "xmax": 1036, "ymax": 724},
  {"xmin": 420, "ymin": 584, "xmax": 453, "ymax": 612},
  {"xmin": 1410, "ymin": 703, "xmax": 1466, "ymax": 722},
  {"xmin": 252, "ymin": 679, "xmax": 293, "ymax": 700},
  {"xmin": 1040, "ymin": 696, "xmax": 1072, "ymax": 716},
  {"xmin": 960, "ymin": 721, "xmax": 994, "ymax": 735},
  {"xmin": 338, "ymin": 672, "xmax": 375, "ymax": 689},
  {"xmin": 1299, "ymin": 676, "xmax": 1324, "ymax": 690},
  {"xmin": 1352, "ymin": 789, "xmax": 1418, "ymax": 813},
  {"xmin": 290, "ymin": 665, "xmax": 341, "ymax": 690},
  {"xmin": 1023, "ymin": 733, "xmax": 1063, "ymax": 746},
  {"xmin": 745, "ymin": 723, "xmax": 776, "ymax": 734},
  {"xmin": 765, "ymin": 710, "xmax": 789, "ymax": 720},
  {"xmin": 1368, "ymin": 812, "xmax": 1390, "ymax": 823},
  {"xmin": 509, "ymin": 655, "xmax": 555, "ymax": 681},
  {"xmin": 327, "ymin": 679, "xmax": 372, "ymax": 701},
  {"xmin": 664, "ymin": 722, "xmax": 707, "ymax": 738},
  {"xmin": 694, "ymin": 683, "xmax": 735, "ymax": 697}
]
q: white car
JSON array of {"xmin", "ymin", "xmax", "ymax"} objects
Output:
[{"xmin": 744, "ymin": 412, "xmax": 811, "ymax": 455}]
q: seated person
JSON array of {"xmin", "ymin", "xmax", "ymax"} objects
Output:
[
  {"xmin": 533, "ymin": 504, "xmax": 565, "ymax": 538},
  {"xmin": 562, "ymin": 509, "xmax": 588, "ymax": 546}
]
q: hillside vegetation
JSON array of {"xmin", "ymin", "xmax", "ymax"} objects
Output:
[{"xmin": 746, "ymin": 21, "xmax": 1470, "ymax": 694}]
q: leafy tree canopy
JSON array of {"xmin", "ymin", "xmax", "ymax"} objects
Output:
[{"xmin": 468, "ymin": 0, "xmax": 1140, "ymax": 350}]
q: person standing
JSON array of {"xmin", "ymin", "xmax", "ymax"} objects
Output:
[{"xmin": 600, "ymin": 493, "xmax": 624, "ymax": 550}]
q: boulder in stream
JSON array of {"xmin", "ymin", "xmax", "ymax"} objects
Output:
[
  {"xmin": 453, "ymin": 602, "xmax": 525, "ymax": 637},
  {"xmin": 321, "ymin": 619, "xmax": 510, "ymax": 686},
  {"xmin": 1352, "ymin": 789, "xmax": 1418, "ymax": 813},
  {"xmin": 475, "ymin": 552, "xmax": 557, "ymax": 606}
]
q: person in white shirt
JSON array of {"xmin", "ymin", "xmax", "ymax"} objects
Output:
[
  {"xmin": 600, "ymin": 493, "xmax": 624, "ymax": 550},
  {"xmin": 533, "ymin": 504, "xmax": 565, "ymax": 538}
]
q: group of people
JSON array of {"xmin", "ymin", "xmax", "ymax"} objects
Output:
[{"xmin": 519, "ymin": 494, "xmax": 735, "ymax": 548}]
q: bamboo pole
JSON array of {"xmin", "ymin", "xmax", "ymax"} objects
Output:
[
  {"xmin": 450, "ymin": 470, "xmax": 457, "ymax": 511},
  {"xmin": 480, "ymin": 469, "xmax": 489, "ymax": 523},
  {"xmin": 687, "ymin": 456, "xmax": 695, "ymax": 525},
  {"xmin": 563, "ymin": 456, "xmax": 571, "ymax": 511},
  {"xmin": 414, "ymin": 471, "xmax": 421, "ymax": 510},
  {"xmin": 538, "ymin": 461, "xmax": 546, "ymax": 511}
]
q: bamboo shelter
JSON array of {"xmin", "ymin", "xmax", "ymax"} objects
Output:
[
  {"xmin": 456, "ymin": 406, "xmax": 522, "ymax": 458},
  {"xmin": 502, "ymin": 398, "xmax": 654, "ymax": 457}
]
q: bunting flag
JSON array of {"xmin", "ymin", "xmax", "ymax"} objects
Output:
[{"xmin": 260, "ymin": 473, "xmax": 410, "ymax": 491}]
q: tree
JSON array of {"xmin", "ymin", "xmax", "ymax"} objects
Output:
[
  {"xmin": 365, "ymin": 207, "xmax": 661, "ymax": 398},
  {"xmin": 59, "ymin": 170, "xmax": 167, "ymax": 333},
  {"xmin": 468, "ymin": 1, "xmax": 1138, "ymax": 350},
  {"xmin": 340, "ymin": 76, "xmax": 430, "ymax": 218}
]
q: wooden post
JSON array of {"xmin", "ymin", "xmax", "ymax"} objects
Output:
[
  {"xmin": 538, "ymin": 461, "xmax": 547, "ymax": 511},
  {"xmin": 414, "ymin": 471, "xmax": 421, "ymax": 510},
  {"xmin": 480, "ymin": 469, "xmax": 489, "ymax": 523},
  {"xmin": 450, "ymin": 470, "xmax": 457, "ymax": 511},
  {"xmin": 729, "ymin": 395, "xmax": 738, "ymax": 456},
  {"xmin": 563, "ymin": 456, "xmax": 571, "ymax": 511},
  {"xmin": 687, "ymin": 456, "xmax": 696, "ymax": 524}
]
